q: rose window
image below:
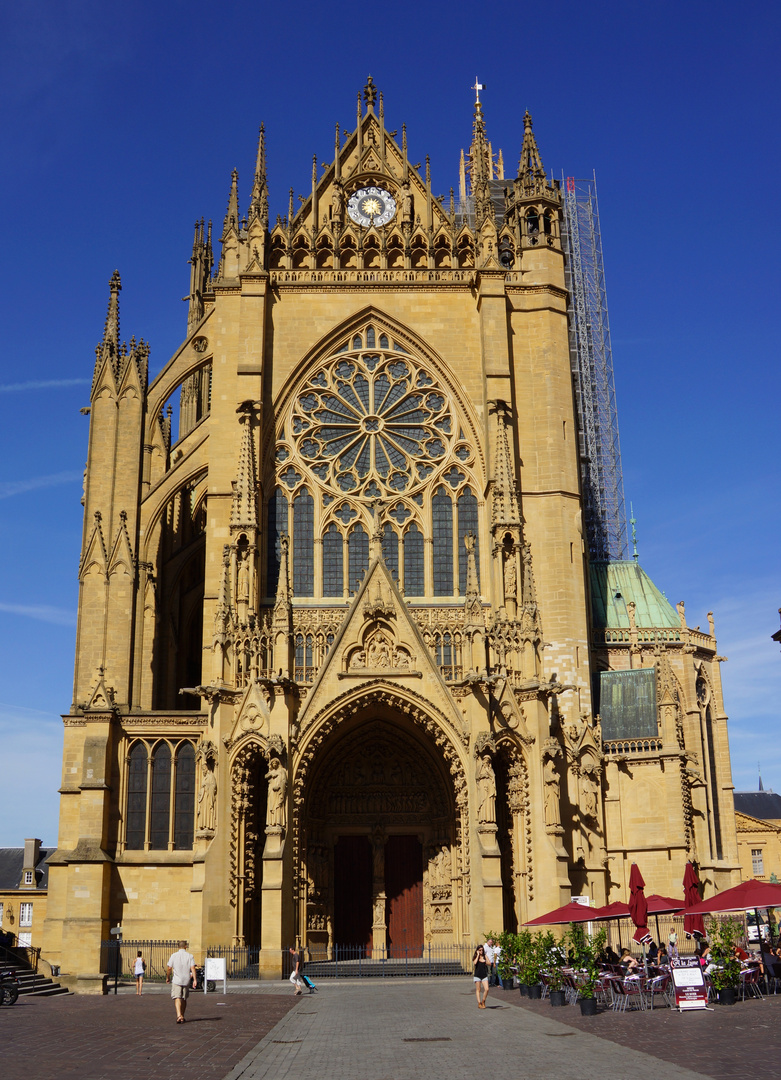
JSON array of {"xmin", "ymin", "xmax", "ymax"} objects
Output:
[{"xmin": 291, "ymin": 354, "xmax": 453, "ymax": 496}]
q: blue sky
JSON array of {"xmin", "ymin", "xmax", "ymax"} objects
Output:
[{"xmin": 0, "ymin": 0, "xmax": 779, "ymax": 845}]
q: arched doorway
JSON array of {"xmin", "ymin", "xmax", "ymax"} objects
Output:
[{"xmin": 300, "ymin": 712, "xmax": 458, "ymax": 957}]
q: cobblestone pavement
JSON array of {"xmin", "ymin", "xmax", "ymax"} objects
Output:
[
  {"xmin": 0, "ymin": 987, "xmax": 295, "ymax": 1080},
  {"xmin": 3, "ymin": 979, "xmax": 780, "ymax": 1080},
  {"xmin": 494, "ymin": 985, "xmax": 781, "ymax": 1080},
  {"xmin": 223, "ymin": 979, "xmax": 708, "ymax": 1080}
]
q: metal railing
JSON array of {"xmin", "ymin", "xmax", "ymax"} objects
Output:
[{"xmin": 288, "ymin": 942, "xmax": 474, "ymax": 979}]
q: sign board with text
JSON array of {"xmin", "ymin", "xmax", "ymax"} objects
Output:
[
  {"xmin": 204, "ymin": 956, "xmax": 227, "ymax": 994},
  {"xmin": 671, "ymin": 957, "xmax": 708, "ymax": 1011}
]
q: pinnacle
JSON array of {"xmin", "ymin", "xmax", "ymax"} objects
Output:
[{"xmin": 363, "ymin": 75, "xmax": 377, "ymax": 111}]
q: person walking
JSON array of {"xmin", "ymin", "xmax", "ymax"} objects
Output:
[
  {"xmin": 289, "ymin": 946, "xmax": 305, "ymax": 995},
  {"xmin": 133, "ymin": 950, "xmax": 146, "ymax": 995},
  {"xmin": 484, "ymin": 937, "xmax": 503, "ymax": 988},
  {"xmin": 166, "ymin": 941, "xmax": 197, "ymax": 1024},
  {"xmin": 473, "ymin": 944, "xmax": 490, "ymax": 1008}
]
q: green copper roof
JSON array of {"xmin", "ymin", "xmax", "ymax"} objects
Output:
[{"xmin": 590, "ymin": 561, "xmax": 680, "ymax": 630}]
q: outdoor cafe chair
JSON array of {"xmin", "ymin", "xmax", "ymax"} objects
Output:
[
  {"xmin": 610, "ymin": 976, "xmax": 646, "ymax": 1012},
  {"xmin": 643, "ymin": 972, "xmax": 671, "ymax": 1010},
  {"xmin": 739, "ymin": 966, "xmax": 764, "ymax": 1001}
]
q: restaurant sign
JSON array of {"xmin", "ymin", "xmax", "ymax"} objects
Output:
[{"xmin": 670, "ymin": 957, "xmax": 708, "ymax": 1011}]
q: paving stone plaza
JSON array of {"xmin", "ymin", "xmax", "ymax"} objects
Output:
[{"xmin": 2, "ymin": 979, "xmax": 780, "ymax": 1080}]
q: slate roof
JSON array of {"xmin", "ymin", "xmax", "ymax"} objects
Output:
[
  {"xmin": 733, "ymin": 792, "xmax": 781, "ymax": 821},
  {"xmin": 590, "ymin": 560, "xmax": 680, "ymax": 630},
  {"xmin": 0, "ymin": 848, "xmax": 53, "ymax": 891}
]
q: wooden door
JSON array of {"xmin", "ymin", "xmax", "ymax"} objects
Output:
[
  {"xmin": 334, "ymin": 835, "xmax": 372, "ymax": 950},
  {"xmin": 385, "ymin": 834, "xmax": 423, "ymax": 957}
]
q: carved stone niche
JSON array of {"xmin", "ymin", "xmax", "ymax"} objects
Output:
[{"xmin": 342, "ymin": 626, "xmax": 415, "ymax": 675}]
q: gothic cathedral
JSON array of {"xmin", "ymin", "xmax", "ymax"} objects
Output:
[{"xmin": 43, "ymin": 80, "xmax": 740, "ymax": 987}]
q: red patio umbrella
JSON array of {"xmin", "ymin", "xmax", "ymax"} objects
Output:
[
  {"xmin": 628, "ymin": 863, "xmax": 652, "ymax": 945},
  {"xmin": 592, "ymin": 899, "xmax": 630, "ymax": 951},
  {"xmin": 645, "ymin": 894, "xmax": 685, "ymax": 949},
  {"xmin": 523, "ymin": 901, "xmax": 598, "ymax": 926},
  {"xmin": 683, "ymin": 878, "xmax": 781, "ymax": 965},
  {"xmin": 683, "ymin": 862, "xmax": 705, "ymax": 940}
]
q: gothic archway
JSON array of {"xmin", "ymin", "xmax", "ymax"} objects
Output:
[{"xmin": 293, "ymin": 688, "xmax": 469, "ymax": 956}]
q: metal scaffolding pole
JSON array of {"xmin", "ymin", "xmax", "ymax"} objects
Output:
[{"xmin": 561, "ymin": 174, "xmax": 628, "ymax": 561}]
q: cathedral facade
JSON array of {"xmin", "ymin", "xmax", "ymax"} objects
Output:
[{"xmin": 43, "ymin": 81, "xmax": 740, "ymax": 988}]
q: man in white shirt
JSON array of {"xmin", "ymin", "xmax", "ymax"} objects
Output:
[
  {"xmin": 166, "ymin": 940, "xmax": 197, "ymax": 1023},
  {"xmin": 484, "ymin": 938, "xmax": 503, "ymax": 988}
]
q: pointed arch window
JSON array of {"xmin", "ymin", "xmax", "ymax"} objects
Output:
[
  {"xmin": 432, "ymin": 486, "xmax": 454, "ymax": 595},
  {"xmin": 173, "ymin": 743, "xmax": 196, "ymax": 850},
  {"xmin": 457, "ymin": 488, "xmax": 480, "ymax": 595},
  {"xmin": 126, "ymin": 742, "xmax": 147, "ymax": 851},
  {"xmin": 293, "ymin": 488, "xmax": 314, "ymax": 596},
  {"xmin": 403, "ymin": 524, "xmax": 424, "ymax": 596},
  {"xmin": 295, "ymin": 633, "xmax": 315, "ymax": 682},
  {"xmin": 348, "ymin": 524, "xmax": 369, "ymax": 593},
  {"xmin": 382, "ymin": 524, "xmax": 399, "ymax": 581},
  {"xmin": 149, "ymin": 743, "xmax": 171, "ymax": 850},
  {"xmin": 322, "ymin": 524, "xmax": 344, "ymax": 597},
  {"xmin": 266, "ymin": 487, "xmax": 288, "ymax": 596}
]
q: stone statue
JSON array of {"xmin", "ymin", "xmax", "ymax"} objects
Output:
[
  {"xmin": 332, "ymin": 182, "xmax": 344, "ymax": 225},
  {"xmin": 543, "ymin": 755, "xmax": 561, "ymax": 827},
  {"xmin": 581, "ymin": 768, "xmax": 599, "ymax": 820},
  {"xmin": 476, "ymin": 754, "xmax": 497, "ymax": 825},
  {"xmin": 265, "ymin": 758, "xmax": 288, "ymax": 830},
  {"xmin": 676, "ymin": 600, "xmax": 686, "ymax": 628},
  {"xmin": 366, "ymin": 632, "xmax": 391, "ymax": 668},
  {"xmin": 197, "ymin": 762, "xmax": 217, "ymax": 832},
  {"xmin": 237, "ymin": 551, "xmax": 250, "ymax": 602},
  {"xmin": 401, "ymin": 182, "xmax": 413, "ymax": 224},
  {"xmin": 503, "ymin": 553, "xmax": 517, "ymax": 599}
]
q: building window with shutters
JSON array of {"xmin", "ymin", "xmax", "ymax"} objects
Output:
[
  {"xmin": 752, "ymin": 848, "xmax": 765, "ymax": 876},
  {"xmin": 19, "ymin": 903, "xmax": 33, "ymax": 927}
]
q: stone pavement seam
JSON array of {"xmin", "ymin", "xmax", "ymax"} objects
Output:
[{"xmin": 223, "ymin": 997, "xmax": 306, "ymax": 1080}]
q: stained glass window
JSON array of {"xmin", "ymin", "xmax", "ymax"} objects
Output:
[
  {"xmin": 126, "ymin": 742, "xmax": 147, "ymax": 850},
  {"xmin": 291, "ymin": 353, "xmax": 451, "ymax": 498},
  {"xmin": 149, "ymin": 743, "xmax": 171, "ymax": 850},
  {"xmin": 267, "ymin": 488, "xmax": 288, "ymax": 596},
  {"xmin": 457, "ymin": 488, "xmax": 480, "ymax": 595},
  {"xmin": 173, "ymin": 743, "xmax": 195, "ymax": 850},
  {"xmin": 403, "ymin": 524, "xmax": 424, "ymax": 596},
  {"xmin": 293, "ymin": 489, "xmax": 314, "ymax": 596},
  {"xmin": 348, "ymin": 525, "xmax": 369, "ymax": 593},
  {"xmin": 432, "ymin": 486, "xmax": 454, "ymax": 595},
  {"xmin": 323, "ymin": 524, "xmax": 343, "ymax": 597},
  {"xmin": 382, "ymin": 524, "xmax": 399, "ymax": 581}
]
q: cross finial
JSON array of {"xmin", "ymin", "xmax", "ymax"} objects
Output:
[
  {"xmin": 471, "ymin": 77, "xmax": 485, "ymax": 103},
  {"xmin": 630, "ymin": 502, "xmax": 638, "ymax": 562}
]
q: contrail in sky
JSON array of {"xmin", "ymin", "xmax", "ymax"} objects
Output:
[
  {"xmin": 0, "ymin": 471, "xmax": 82, "ymax": 499},
  {"xmin": 0, "ymin": 378, "xmax": 90, "ymax": 393},
  {"xmin": 0, "ymin": 602, "xmax": 76, "ymax": 626}
]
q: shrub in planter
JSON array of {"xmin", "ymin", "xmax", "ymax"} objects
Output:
[
  {"xmin": 549, "ymin": 989, "xmax": 567, "ymax": 1007},
  {"xmin": 708, "ymin": 915, "xmax": 742, "ymax": 1002},
  {"xmin": 579, "ymin": 996, "xmax": 598, "ymax": 1016},
  {"xmin": 565, "ymin": 923, "xmax": 607, "ymax": 1006}
]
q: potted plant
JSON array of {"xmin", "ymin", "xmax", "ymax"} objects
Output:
[
  {"xmin": 515, "ymin": 930, "xmax": 533, "ymax": 996},
  {"xmin": 566, "ymin": 923, "xmax": 607, "ymax": 1015},
  {"xmin": 708, "ymin": 916, "xmax": 742, "ymax": 1006},
  {"xmin": 524, "ymin": 933, "xmax": 545, "ymax": 998},
  {"xmin": 539, "ymin": 930, "xmax": 567, "ymax": 1006}
]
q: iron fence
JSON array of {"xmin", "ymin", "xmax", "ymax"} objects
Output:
[{"xmin": 287, "ymin": 942, "xmax": 474, "ymax": 979}]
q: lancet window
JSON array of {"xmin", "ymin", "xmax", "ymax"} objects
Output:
[
  {"xmin": 265, "ymin": 324, "xmax": 482, "ymax": 602},
  {"xmin": 124, "ymin": 739, "xmax": 197, "ymax": 851}
]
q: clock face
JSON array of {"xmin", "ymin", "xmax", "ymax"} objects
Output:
[{"xmin": 347, "ymin": 186, "xmax": 397, "ymax": 227}]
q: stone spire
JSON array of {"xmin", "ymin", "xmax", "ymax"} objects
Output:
[
  {"xmin": 517, "ymin": 111, "xmax": 547, "ymax": 195},
  {"xmin": 222, "ymin": 168, "xmax": 240, "ymax": 238},
  {"xmin": 247, "ymin": 125, "xmax": 268, "ymax": 229},
  {"xmin": 468, "ymin": 98, "xmax": 493, "ymax": 225},
  {"xmin": 489, "ymin": 400, "xmax": 521, "ymax": 532},
  {"xmin": 231, "ymin": 403, "xmax": 259, "ymax": 531},
  {"xmin": 273, "ymin": 534, "xmax": 292, "ymax": 626},
  {"xmin": 92, "ymin": 271, "xmax": 121, "ymax": 390}
]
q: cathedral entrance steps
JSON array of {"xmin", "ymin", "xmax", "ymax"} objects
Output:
[
  {"xmin": 290, "ymin": 944, "xmax": 474, "ymax": 979},
  {"xmin": 15, "ymin": 972, "xmax": 70, "ymax": 998}
]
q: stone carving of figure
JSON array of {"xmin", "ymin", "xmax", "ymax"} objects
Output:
[
  {"xmin": 476, "ymin": 754, "xmax": 497, "ymax": 825},
  {"xmin": 366, "ymin": 632, "xmax": 391, "ymax": 668},
  {"xmin": 265, "ymin": 758, "xmax": 288, "ymax": 830},
  {"xmin": 401, "ymin": 182, "xmax": 413, "ymax": 224},
  {"xmin": 237, "ymin": 551, "xmax": 250, "ymax": 602},
  {"xmin": 581, "ymin": 768, "xmax": 599, "ymax": 820},
  {"xmin": 373, "ymin": 896, "xmax": 386, "ymax": 926},
  {"xmin": 332, "ymin": 182, "xmax": 344, "ymax": 225},
  {"xmin": 676, "ymin": 600, "xmax": 686, "ymax": 628},
  {"xmin": 503, "ymin": 553, "xmax": 517, "ymax": 600},
  {"xmin": 543, "ymin": 755, "xmax": 561, "ymax": 827},
  {"xmin": 197, "ymin": 763, "xmax": 217, "ymax": 832}
]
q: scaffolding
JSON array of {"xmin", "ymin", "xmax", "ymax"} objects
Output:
[{"xmin": 561, "ymin": 174, "xmax": 628, "ymax": 561}]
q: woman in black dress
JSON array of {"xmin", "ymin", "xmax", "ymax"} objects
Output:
[{"xmin": 473, "ymin": 945, "xmax": 490, "ymax": 1008}]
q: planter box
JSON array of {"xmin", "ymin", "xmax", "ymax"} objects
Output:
[
  {"xmin": 527, "ymin": 984, "xmax": 542, "ymax": 999},
  {"xmin": 549, "ymin": 989, "xmax": 566, "ymax": 1007},
  {"xmin": 718, "ymin": 986, "xmax": 737, "ymax": 1006},
  {"xmin": 579, "ymin": 997, "xmax": 598, "ymax": 1016}
]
